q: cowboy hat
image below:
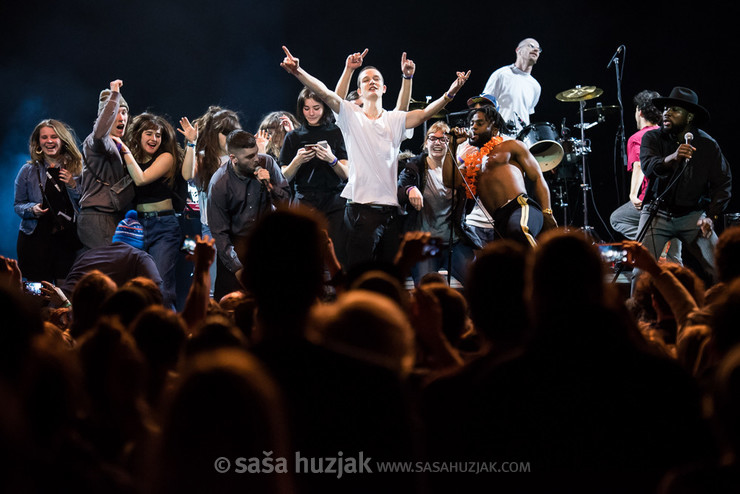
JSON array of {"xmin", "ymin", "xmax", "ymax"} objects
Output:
[{"xmin": 652, "ymin": 87, "xmax": 709, "ymax": 124}]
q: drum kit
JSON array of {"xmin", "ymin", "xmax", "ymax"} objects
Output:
[{"xmin": 518, "ymin": 84, "xmax": 613, "ymax": 233}]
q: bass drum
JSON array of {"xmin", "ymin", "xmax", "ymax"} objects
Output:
[{"xmin": 516, "ymin": 122, "xmax": 564, "ymax": 172}]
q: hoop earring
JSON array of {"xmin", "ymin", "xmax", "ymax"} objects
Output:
[{"xmin": 35, "ymin": 147, "xmax": 43, "ymax": 156}]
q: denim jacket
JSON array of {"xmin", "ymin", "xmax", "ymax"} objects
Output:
[{"xmin": 14, "ymin": 160, "xmax": 82, "ymax": 235}]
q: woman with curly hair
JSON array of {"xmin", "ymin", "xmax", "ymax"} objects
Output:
[
  {"xmin": 14, "ymin": 119, "xmax": 83, "ymax": 283},
  {"xmin": 113, "ymin": 113, "xmax": 183, "ymax": 308}
]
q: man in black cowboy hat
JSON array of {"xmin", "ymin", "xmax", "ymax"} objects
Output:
[{"xmin": 637, "ymin": 86, "xmax": 732, "ymax": 285}]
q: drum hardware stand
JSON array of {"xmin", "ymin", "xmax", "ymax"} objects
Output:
[
  {"xmin": 577, "ymin": 94, "xmax": 596, "ymax": 237},
  {"xmin": 556, "ymin": 85, "xmax": 605, "ymax": 239},
  {"xmin": 552, "ymin": 182, "xmax": 569, "ymax": 227}
]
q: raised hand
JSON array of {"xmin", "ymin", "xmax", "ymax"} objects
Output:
[
  {"xmin": 109, "ymin": 79, "xmax": 123, "ymax": 92},
  {"xmin": 279, "ymin": 115, "xmax": 295, "ymax": 133},
  {"xmin": 178, "ymin": 117, "xmax": 198, "ymax": 143},
  {"xmin": 0, "ymin": 256, "xmax": 22, "ymax": 292},
  {"xmin": 187, "ymin": 234, "xmax": 216, "ymax": 271},
  {"xmin": 447, "ymin": 70, "xmax": 471, "ymax": 97},
  {"xmin": 401, "ymin": 52, "xmax": 416, "ymax": 78},
  {"xmin": 280, "ymin": 46, "xmax": 300, "ymax": 75},
  {"xmin": 622, "ymin": 240, "xmax": 660, "ymax": 275},
  {"xmin": 346, "ymin": 48, "xmax": 369, "ymax": 70},
  {"xmin": 256, "ymin": 129, "xmax": 270, "ymax": 154}
]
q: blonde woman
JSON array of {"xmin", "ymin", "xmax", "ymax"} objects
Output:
[{"xmin": 14, "ymin": 119, "xmax": 83, "ymax": 283}]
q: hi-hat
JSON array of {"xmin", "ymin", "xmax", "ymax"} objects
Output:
[
  {"xmin": 556, "ymin": 86, "xmax": 603, "ymax": 102},
  {"xmin": 583, "ymin": 104, "xmax": 620, "ymax": 113},
  {"xmin": 408, "ymin": 99, "xmax": 427, "ymax": 110}
]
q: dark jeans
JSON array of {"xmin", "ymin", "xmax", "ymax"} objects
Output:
[
  {"xmin": 344, "ymin": 202, "xmax": 401, "ymax": 269},
  {"xmin": 140, "ymin": 212, "xmax": 182, "ymax": 309}
]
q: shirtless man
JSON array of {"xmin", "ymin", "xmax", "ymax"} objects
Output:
[{"xmin": 457, "ymin": 105, "xmax": 556, "ymax": 246}]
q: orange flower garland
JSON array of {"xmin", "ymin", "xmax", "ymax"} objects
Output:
[{"xmin": 461, "ymin": 136, "xmax": 504, "ymax": 198}]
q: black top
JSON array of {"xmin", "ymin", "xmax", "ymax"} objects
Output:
[
  {"xmin": 640, "ymin": 127, "xmax": 731, "ymax": 221},
  {"xmin": 135, "ymin": 157, "xmax": 172, "ymax": 205},
  {"xmin": 278, "ymin": 123, "xmax": 348, "ymax": 193}
]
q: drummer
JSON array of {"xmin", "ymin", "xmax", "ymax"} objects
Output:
[
  {"xmin": 450, "ymin": 104, "xmax": 556, "ymax": 247},
  {"xmin": 482, "ymin": 38, "xmax": 542, "ymax": 135}
]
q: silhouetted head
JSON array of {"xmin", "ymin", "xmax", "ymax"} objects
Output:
[{"xmin": 239, "ymin": 207, "xmax": 327, "ymax": 336}]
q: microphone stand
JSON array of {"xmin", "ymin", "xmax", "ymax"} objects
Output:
[
  {"xmin": 609, "ymin": 48, "xmax": 629, "ymax": 202},
  {"xmin": 611, "ymin": 155, "xmax": 691, "ymax": 283},
  {"xmin": 446, "ymin": 148, "xmax": 455, "ymax": 286}
]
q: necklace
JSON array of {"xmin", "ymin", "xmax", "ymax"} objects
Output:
[{"xmin": 461, "ymin": 136, "xmax": 504, "ymax": 198}]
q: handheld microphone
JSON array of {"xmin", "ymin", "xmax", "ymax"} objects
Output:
[
  {"xmin": 607, "ymin": 45, "xmax": 624, "ymax": 69},
  {"xmin": 684, "ymin": 132, "xmax": 694, "ymax": 163},
  {"xmin": 445, "ymin": 127, "xmax": 473, "ymax": 138},
  {"xmin": 254, "ymin": 166, "xmax": 271, "ymax": 188},
  {"xmin": 513, "ymin": 111, "xmax": 527, "ymax": 130}
]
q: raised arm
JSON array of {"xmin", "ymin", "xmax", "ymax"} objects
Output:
[
  {"xmin": 181, "ymin": 234, "xmax": 216, "ymax": 331},
  {"xmin": 112, "ymin": 136, "xmax": 175, "ymax": 187},
  {"xmin": 178, "ymin": 117, "xmax": 198, "ymax": 181},
  {"xmin": 93, "ymin": 79, "xmax": 124, "ymax": 142},
  {"xmin": 405, "ymin": 70, "xmax": 470, "ymax": 129},
  {"xmin": 335, "ymin": 49, "xmax": 368, "ymax": 100},
  {"xmin": 394, "ymin": 52, "xmax": 415, "ymax": 111},
  {"xmin": 281, "ymin": 46, "xmax": 342, "ymax": 114}
]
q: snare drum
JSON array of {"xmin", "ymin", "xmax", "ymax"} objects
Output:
[{"xmin": 516, "ymin": 122, "xmax": 564, "ymax": 172}]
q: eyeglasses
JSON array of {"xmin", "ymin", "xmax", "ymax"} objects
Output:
[
  {"xmin": 520, "ymin": 43, "xmax": 542, "ymax": 53},
  {"xmin": 427, "ymin": 135, "xmax": 449, "ymax": 143}
]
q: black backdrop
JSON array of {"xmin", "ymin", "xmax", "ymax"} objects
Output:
[{"xmin": 1, "ymin": 0, "xmax": 735, "ymax": 256}]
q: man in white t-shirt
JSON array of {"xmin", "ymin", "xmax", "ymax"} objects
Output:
[
  {"xmin": 280, "ymin": 46, "xmax": 469, "ymax": 268},
  {"xmin": 483, "ymin": 38, "xmax": 542, "ymax": 135}
]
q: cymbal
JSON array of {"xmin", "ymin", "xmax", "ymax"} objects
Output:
[
  {"xmin": 556, "ymin": 86, "xmax": 603, "ymax": 102},
  {"xmin": 583, "ymin": 104, "xmax": 620, "ymax": 113},
  {"xmin": 408, "ymin": 99, "xmax": 427, "ymax": 111}
]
